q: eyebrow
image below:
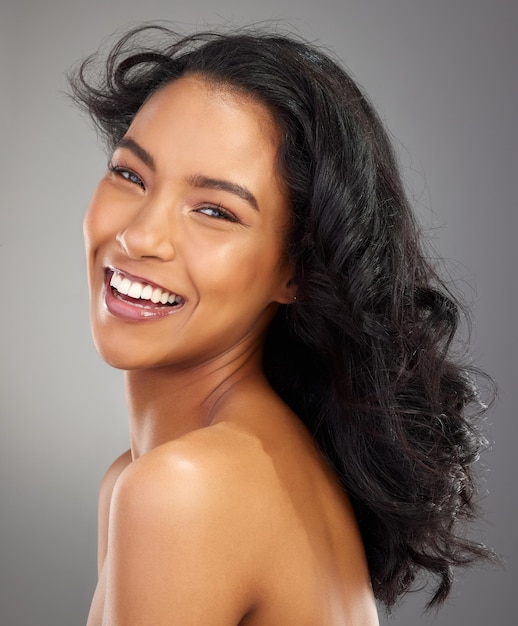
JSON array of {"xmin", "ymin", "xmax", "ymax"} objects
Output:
[
  {"xmin": 114, "ymin": 136, "xmax": 259, "ymax": 211},
  {"xmin": 187, "ymin": 175, "xmax": 259, "ymax": 211},
  {"xmin": 115, "ymin": 137, "xmax": 156, "ymax": 170}
]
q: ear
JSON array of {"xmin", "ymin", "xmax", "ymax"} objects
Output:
[{"xmin": 274, "ymin": 276, "xmax": 298, "ymax": 305}]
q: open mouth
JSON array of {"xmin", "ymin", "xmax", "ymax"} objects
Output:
[{"xmin": 107, "ymin": 268, "xmax": 185, "ymax": 309}]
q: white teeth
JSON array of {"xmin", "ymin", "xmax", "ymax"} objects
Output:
[
  {"xmin": 118, "ymin": 278, "xmax": 131, "ymax": 295},
  {"xmin": 128, "ymin": 282, "xmax": 143, "ymax": 298},
  {"xmin": 110, "ymin": 273, "xmax": 122, "ymax": 289},
  {"xmin": 110, "ymin": 270, "xmax": 182, "ymax": 306}
]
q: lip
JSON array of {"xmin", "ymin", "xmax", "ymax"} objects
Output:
[{"xmin": 103, "ymin": 267, "xmax": 185, "ymax": 322}]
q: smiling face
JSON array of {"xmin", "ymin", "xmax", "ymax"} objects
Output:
[{"xmin": 84, "ymin": 75, "xmax": 294, "ymax": 371}]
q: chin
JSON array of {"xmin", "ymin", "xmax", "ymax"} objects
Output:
[
  {"xmin": 93, "ymin": 342, "xmax": 136, "ymax": 371},
  {"xmin": 91, "ymin": 331, "xmax": 151, "ymax": 371}
]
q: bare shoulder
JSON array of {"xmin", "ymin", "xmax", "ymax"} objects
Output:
[
  {"xmin": 100, "ymin": 420, "xmax": 379, "ymax": 624},
  {"xmin": 103, "ymin": 425, "xmax": 273, "ymax": 624},
  {"xmin": 111, "ymin": 424, "xmax": 280, "ymax": 557},
  {"xmin": 116, "ymin": 421, "xmax": 279, "ymax": 502}
]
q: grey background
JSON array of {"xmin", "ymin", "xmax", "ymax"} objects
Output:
[{"xmin": 1, "ymin": 0, "xmax": 516, "ymax": 624}]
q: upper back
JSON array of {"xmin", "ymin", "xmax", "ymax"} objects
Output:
[{"xmin": 215, "ymin": 406, "xmax": 379, "ymax": 625}]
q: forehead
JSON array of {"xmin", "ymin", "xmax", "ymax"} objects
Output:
[{"xmin": 128, "ymin": 75, "xmax": 281, "ymax": 158}]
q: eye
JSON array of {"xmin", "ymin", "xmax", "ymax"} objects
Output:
[
  {"xmin": 195, "ymin": 205, "xmax": 239, "ymax": 223},
  {"xmin": 108, "ymin": 162, "xmax": 145, "ymax": 189}
]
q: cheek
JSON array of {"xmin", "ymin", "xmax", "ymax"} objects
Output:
[
  {"xmin": 83, "ymin": 186, "xmax": 108, "ymax": 251},
  {"xmin": 83, "ymin": 188, "xmax": 130, "ymax": 263},
  {"xmin": 188, "ymin": 234, "xmax": 285, "ymax": 303}
]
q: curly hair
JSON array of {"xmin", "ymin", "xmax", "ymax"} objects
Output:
[{"xmin": 69, "ymin": 23, "xmax": 494, "ymax": 610}]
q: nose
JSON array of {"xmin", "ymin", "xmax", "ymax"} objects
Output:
[{"xmin": 116, "ymin": 199, "xmax": 176, "ymax": 261}]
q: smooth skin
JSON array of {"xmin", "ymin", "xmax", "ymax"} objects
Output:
[{"xmin": 85, "ymin": 75, "xmax": 379, "ymax": 625}]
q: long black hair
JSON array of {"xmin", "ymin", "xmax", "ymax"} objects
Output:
[{"xmin": 69, "ymin": 23, "xmax": 494, "ymax": 610}]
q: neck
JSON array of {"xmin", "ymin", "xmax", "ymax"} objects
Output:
[{"xmin": 124, "ymin": 341, "xmax": 265, "ymax": 459}]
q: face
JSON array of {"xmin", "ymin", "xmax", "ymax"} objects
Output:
[{"xmin": 84, "ymin": 75, "xmax": 294, "ymax": 371}]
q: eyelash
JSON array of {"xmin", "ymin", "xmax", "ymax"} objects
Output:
[
  {"xmin": 108, "ymin": 162, "xmax": 240, "ymax": 224},
  {"xmin": 195, "ymin": 205, "xmax": 240, "ymax": 223},
  {"xmin": 108, "ymin": 162, "xmax": 145, "ymax": 189}
]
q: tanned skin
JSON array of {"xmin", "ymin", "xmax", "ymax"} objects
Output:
[{"xmin": 84, "ymin": 76, "xmax": 379, "ymax": 626}]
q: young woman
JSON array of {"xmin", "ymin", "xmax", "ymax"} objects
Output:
[{"xmin": 70, "ymin": 24, "xmax": 493, "ymax": 625}]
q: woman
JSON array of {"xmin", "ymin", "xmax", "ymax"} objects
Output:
[{"xmin": 70, "ymin": 24, "xmax": 492, "ymax": 625}]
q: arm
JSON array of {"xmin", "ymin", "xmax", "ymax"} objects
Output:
[{"xmin": 100, "ymin": 442, "xmax": 259, "ymax": 626}]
